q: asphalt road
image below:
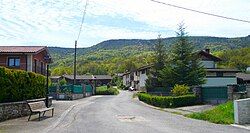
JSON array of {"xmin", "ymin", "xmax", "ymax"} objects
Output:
[{"xmin": 42, "ymin": 91, "xmax": 249, "ymax": 133}]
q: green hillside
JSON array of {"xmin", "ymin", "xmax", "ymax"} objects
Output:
[{"xmin": 48, "ymin": 35, "xmax": 250, "ymax": 75}]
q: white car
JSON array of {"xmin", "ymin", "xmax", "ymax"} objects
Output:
[{"xmin": 129, "ymin": 86, "xmax": 135, "ymax": 91}]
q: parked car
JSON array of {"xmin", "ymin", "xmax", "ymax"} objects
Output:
[{"xmin": 129, "ymin": 86, "xmax": 135, "ymax": 91}]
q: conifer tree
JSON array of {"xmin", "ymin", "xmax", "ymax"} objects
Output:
[
  {"xmin": 159, "ymin": 23, "xmax": 206, "ymax": 87},
  {"xmin": 145, "ymin": 35, "xmax": 166, "ymax": 90}
]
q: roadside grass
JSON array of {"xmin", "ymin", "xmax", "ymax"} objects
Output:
[
  {"xmin": 96, "ymin": 86, "xmax": 119, "ymax": 95},
  {"xmin": 186, "ymin": 101, "xmax": 234, "ymax": 124}
]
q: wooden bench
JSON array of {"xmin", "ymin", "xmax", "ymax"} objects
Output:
[{"xmin": 27, "ymin": 101, "xmax": 54, "ymax": 121}]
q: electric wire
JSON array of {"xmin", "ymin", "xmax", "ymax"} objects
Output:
[
  {"xmin": 76, "ymin": 0, "xmax": 89, "ymax": 41},
  {"xmin": 150, "ymin": 0, "xmax": 250, "ymax": 24}
]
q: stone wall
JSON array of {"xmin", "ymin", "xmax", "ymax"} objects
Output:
[
  {"xmin": 0, "ymin": 98, "xmax": 52, "ymax": 122},
  {"xmin": 0, "ymin": 101, "xmax": 30, "ymax": 122},
  {"xmin": 72, "ymin": 94, "xmax": 84, "ymax": 100},
  {"xmin": 234, "ymin": 98, "xmax": 250, "ymax": 125}
]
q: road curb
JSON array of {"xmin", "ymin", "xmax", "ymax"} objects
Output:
[{"xmin": 231, "ymin": 124, "xmax": 250, "ymax": 131}]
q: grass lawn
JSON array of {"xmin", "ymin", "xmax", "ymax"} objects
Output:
[
  {"xmin": 186, "ymin": 101, "xmax": 234, "ymax": 124},
  {"xmin": 96, "ymin": 86, "xmax": 119, "ymax": 95}
]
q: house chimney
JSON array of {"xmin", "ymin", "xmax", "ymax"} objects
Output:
[{"xmin": 205, "ymin": 49, "xmax": 210, "ymax": 53}]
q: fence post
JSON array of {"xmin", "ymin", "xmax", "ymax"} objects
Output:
[
  {"xmin": 193, "ymin": 86, "xmax": 202, "ymax": 103},
  {"xmin": 227, "ymin": 84, "xmax": 237, "ymax": 100}
]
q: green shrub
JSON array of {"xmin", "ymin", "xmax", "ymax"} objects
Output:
[
  {"xmin": 171, "ymin": 84, "xmax": 189, "ymax": 96},
  {"xmin": 0, "ymin": 67, "xmax": 46, "ymax": 103},
  {"xmin": 59, "ymin": 78, "xmax": 67, "ymax": 86},
  {"xmin": 96, "ymin": 86, "xmax": 119, "ymax": 95},
  {"xmin": 138, "ymin": 93, "xmax": 197, "ymax": 108}
]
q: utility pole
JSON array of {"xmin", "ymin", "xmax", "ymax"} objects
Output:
[{"xmin": 74, "ymin": 40, "xmax": 77, "ymax": 85}]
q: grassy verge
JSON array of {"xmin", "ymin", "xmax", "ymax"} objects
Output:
[
  {"xmin": 96, "ymin": 86, "xmax": 119, "ymax": 95},
  {"xmin": 186, "ymin": 101, "xmax": 234, "ymax": 124}
]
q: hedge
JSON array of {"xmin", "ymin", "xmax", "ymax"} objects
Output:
[
  {"xmin": 96, "ymin": 86, "xmax": 119, "ymax": 95},
  {"xmin": 137, "ymin": 93, "xmax": 198, "ymax": 108},
  {"xmin": 0, "ymin": 67, "xmax": 46, "ymax": 103}
]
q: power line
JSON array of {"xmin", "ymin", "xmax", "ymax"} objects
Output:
[
  {"xmin": 149, "ymin": 0, "xmax": 250, "ymax": 24},
  {"xmin": 76, "ymin": 0, "xmax": 89, "ymax": 41}
]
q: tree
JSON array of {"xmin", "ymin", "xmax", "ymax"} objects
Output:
[
  {"xmin": 145, "ymin": 35, "xmax": 166, "ymax": 89},
  {"xmin": 159, "ymin": 23, "xmax": 206, "ymax": 87}
]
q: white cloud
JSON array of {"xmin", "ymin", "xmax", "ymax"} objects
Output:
[{"xmin": 0, "ymin": 0, "xmax": 249, "ymax": 47}]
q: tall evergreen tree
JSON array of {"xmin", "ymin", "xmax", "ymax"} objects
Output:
[
  {"xmin": 159, "ymin": 23, "xmax": 206, "ymax": 87},
  {"xmin": 145, "ymin": 35, "xmax": 166, "ymax": 89}
]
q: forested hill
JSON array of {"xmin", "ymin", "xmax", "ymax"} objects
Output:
[
  {"xmin": 92, "ymin": 35, "xmax": 250, "ymax": 50},
  {"xmin": 48, "ymin": 35, "xmax": 250, "ymax": 75},
  {"xmin": 49, "ymin": 35, "xmax": 250, "ymax": 57}
]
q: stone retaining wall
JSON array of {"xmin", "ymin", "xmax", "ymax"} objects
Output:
[
  {"xmin": 0, "ymin": 97, "xmax": 52, "ymax": 122},
  {"xmin": 234, "ymin": 98, "xmax": 250, "ymax": 125},
  {"xmin": 0, "ymin": 101, "xmax": 29, "ymax": 122}
]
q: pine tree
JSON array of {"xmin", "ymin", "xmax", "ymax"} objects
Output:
[
  {"xmin": 159, "ymin": 23, "xmax": 206, "ymax": 87},
  {"xmin": 145, "ymin": 35, "xmax": 166, "ymax": 90}
]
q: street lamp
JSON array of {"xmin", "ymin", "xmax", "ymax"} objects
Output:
[{"xmin": 44, "ymin": 55, "xmax": 52, "ymax": 107}]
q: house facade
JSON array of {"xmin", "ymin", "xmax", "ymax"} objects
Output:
[
  {"xmin": 0, "ymin": 46, "xmax": 51, "ymax": 75},
  {"xmin": 122, "ymin": 72, "xmax": 131, "ymax": 87},
  {"xmin": 198, "ymin": 49, "xmax": 240, "ymax": 87},
  {"xmin": 122, "ymin": 65, "xmax": 152, "ymax": 91}
]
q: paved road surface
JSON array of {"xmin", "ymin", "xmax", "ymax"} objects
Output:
[
  {"xmin": 0, "ymin": 91, "xmax": 249, "ymax": 133},
  {"xmin": 45, "ymin": 91, "xmax": 248, "ymax": 133}
]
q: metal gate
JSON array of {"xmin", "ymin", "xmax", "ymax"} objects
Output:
[
  {"xmin": 85, "ymin": 85, "xmax": 93, "ymax": 96},
  {"xmin": 201, "ymin": 86, "xmax": 228, "ymax": 103}
]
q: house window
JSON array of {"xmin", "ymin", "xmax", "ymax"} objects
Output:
[
  {"xmin": 142, "ymin": 69, "xmax": 146, "ymax": 74},
  {"xmin": 41, "ymin": 62, "xmax": 44, "ymax": 74},
  {"xmin": 8, "ymin": 57, "xmax": 20, "ymax": 67},
  {"xmin": 216, "ymin": 72, "xmax": 223, "ymax": 77},
  {"xmin": 34, "ymin": 60, "xmax": 37, "ymax": 72}
]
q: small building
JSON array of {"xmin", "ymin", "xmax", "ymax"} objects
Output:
[
  {"xmin": 93, "ymin": 75, "xmax": 113, "ymax": 86},
  {"xmin": 63, "ymin": 75, "xmax": 94, "ymax": 85},
  {"xmin": 63, "ymin": 75, "xmax": 112, "ymax": 86},
  {"xmin": 50, "ymin": 76, "xmax": 63, "ymax": 83},
  {"xmin": 122, "ymin": 65, "xmax": 152, "ymax": 91},
  {"xmin": 237, "ymin": 73, "xmax": 250, "ymax": 85},
  {"xmin": 0, "ymin": 46, "xmax": 51, "ymax": 75}
]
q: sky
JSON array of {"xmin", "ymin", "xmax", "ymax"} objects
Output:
[{"xmin": 0, "ymin": 0, "xmax": 250, "ymax": 48}]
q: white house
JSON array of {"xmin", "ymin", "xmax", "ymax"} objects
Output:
[
  {"xmin": 122, "ymin": 71, "xmax": 131, "ymax": 87},
  {"xmin": 198, "ymin": 49, "xmax": 240, "ymax": 87},
  {"xmin": 137, "ymin": 65, "xmax": 152, "ymax": 91}
]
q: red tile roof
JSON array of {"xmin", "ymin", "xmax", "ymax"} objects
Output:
[{"xmin": 0, "ymin": 46, "xmax": 46, "ymax": 53}]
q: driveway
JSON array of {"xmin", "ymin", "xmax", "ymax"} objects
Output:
[{"xmin": 0, "ymin": 91, "xmax": 249, "ymax": 133}]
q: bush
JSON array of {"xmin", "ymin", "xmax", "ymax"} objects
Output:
[
  {"xmin": 171, "ymin": 84, "xmax": 189, "ymax": 96},
  {"xmin": 96, "ymin": 86, "xmax": 119, "ymax": 95},
  {"xmin": 0, "ymin": 67, "xmax": 46, "ymax": 103},
  {"xmin": 59, "ymin": 78, "xmax": 67, "ymax": 86},
  {"xmin": 138, "ymin": 93, "xmax": 197, "ymax": 108}
]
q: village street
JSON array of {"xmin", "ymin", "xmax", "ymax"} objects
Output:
[{"xmin": 0, "ymin": 91, "xmax": 249, "ymax": 133}]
